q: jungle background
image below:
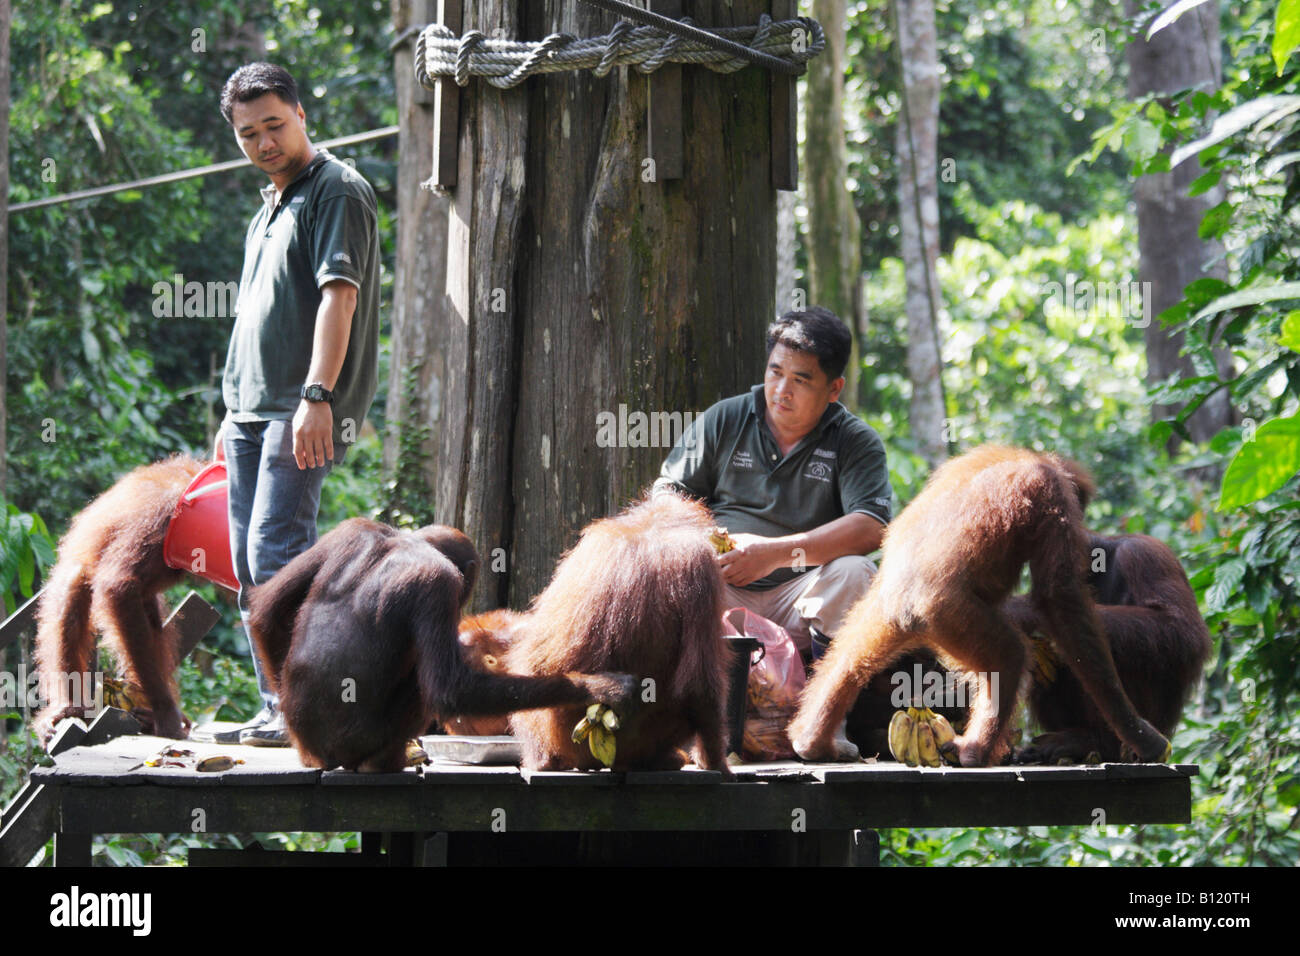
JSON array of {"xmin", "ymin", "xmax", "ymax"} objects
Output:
[{"xmin": 1, "ymin": 0, "xmax": 1297, "ymax": 867}]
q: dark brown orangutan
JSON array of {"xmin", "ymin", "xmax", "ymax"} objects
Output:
[
  {"xmin": 467, "ymin": 493, "xmax": 735, "ymax": 776},
  {"xmin": 247, "ymin": 519, "xmax": 639, "ymax": 772},
  {"xmin": 788, "ymin": 445, "xmax": 1171, "ymax": 767},
  {"xmin": 1005, "ymin": 532, "xmax": 1210, "ymax": 763},
  {"xmin": 34, "ymin": 455, "xmax": 207, "ymax": 744}
]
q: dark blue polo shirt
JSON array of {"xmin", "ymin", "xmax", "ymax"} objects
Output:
[{"xmin": 654, "ymin": 385, "xmax": 893, "ymax": 589}]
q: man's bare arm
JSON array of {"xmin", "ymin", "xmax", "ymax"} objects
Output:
[
  {"xmin": 292, "ymin": 279, "xmax": 356, "ymax": 469},
  {"xmin": 718, "ymin": 512, "xmax": 885, "ymax": 587}
]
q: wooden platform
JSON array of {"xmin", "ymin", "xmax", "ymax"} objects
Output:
[{"xmin": 1, "ymin": 727, "xmax": 1198, "ymax": 867}]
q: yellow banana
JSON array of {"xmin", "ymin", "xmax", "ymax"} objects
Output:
[
  {"xmin": 587, "ymin": 703, "xmax": 605, "ymax": 722},
  {"xmin": 916, "ymin": 720, "xmax": 941, "ymax": 767},
  {"xmin": 601, "ymin": 708, "xmax": 620, "ymax": 731},
  {"xmin": 709, "ymin": 528, "xmax": 734, "ymax": 554},
  {"xmin": 887, "ymin": 708, "xmax": 914, "ymax": 763},
  {"xmin": 588, "ymin": 724, "xmax": 617, "ymax": 767},
  {"xmin": 572, "ymin": 716, "xmax": 594, "ymax": 744}
]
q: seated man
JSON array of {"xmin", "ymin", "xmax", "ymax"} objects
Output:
[{"xmin": 653, "ymin": 306, "xmax": 892, "ymax": 657}]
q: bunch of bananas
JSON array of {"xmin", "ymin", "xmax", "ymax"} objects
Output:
[
  {"xmin": 572, "ymin": 702, "xmax": 620, "ymax": 768},
  {"xmin": 708, "ymin": 527, "xmax": 734, "ymax": 554},
  {"xmin": 888, "ymin": 705, "xmax": 960, "ymax": 767},
  {"xmin": 102, "ymin": 676, "xmax": 147, "ymax": 713}
]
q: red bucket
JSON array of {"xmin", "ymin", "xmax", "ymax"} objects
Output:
[{"xmin": 163, "ymin": 461, "xmax": 240, "ymax": 592}]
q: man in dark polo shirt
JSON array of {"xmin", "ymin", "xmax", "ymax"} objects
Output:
[
  {"xmin": 214, "ymin": 63, "xmax": 379, "ymax": 745},
  {"xmin": 654, "ymin": 307, "xmax": 892, "ymax": 660}
]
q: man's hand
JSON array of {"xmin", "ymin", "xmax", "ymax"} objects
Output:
[
  {"xmin": 719, "ymin": 533, "xmax": 791, "ymax": 587},
  {"xmin": 292, "ymin": 398, "xmax": 334, "ymax": 468}
]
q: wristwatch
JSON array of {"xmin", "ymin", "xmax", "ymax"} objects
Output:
[{"xmin": 300, "ymin": 383, "xmax": 335, "ymax": 404}]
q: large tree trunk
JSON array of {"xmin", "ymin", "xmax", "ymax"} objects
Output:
[
  {"xmin": 435, "ymin": 1, "xmax": 777, "ymax": 608},
  {"xmin": 894, "ymin": 0, "xmax": 945, "ymax": 466},
  {"xmin": 806, "ymin": 0, "xmax": 861, "ymax": 408},
  {"xmin": 1126, "ymin": 0, "xmax": 1235, "ymax": 447},
  {"xmin": 388, "ymin": 0, "xmax": 448, "ymax": 489}
]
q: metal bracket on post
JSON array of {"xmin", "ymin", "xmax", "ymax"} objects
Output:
[
  {"xmin": 649, "ymin": 0, "xmax": 684, "ymax": 182},
  {"xmin": 770, "ymin": 0, "xmax": 798, "ymax": 191},
  {"xmin": 432, "ymin": 0, "xmax": 463, "ymax": 189}
]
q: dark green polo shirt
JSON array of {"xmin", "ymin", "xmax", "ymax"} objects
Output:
[
  {"xmin": 223, "ymin": 148, "xmax": 379, "ymax": 447},
  {"xmin": 654, "ymin": 385, "xmax": 893, "ymax": 589}
]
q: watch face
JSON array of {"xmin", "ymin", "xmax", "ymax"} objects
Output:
[{"xmin": 302, "ymin": 384, "xmax": 332, "ymax": 402}]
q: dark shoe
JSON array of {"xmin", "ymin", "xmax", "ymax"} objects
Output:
[
  {"xmin": 211, "ymin": 707, "xmax": 275, "ymax": 745},
  {"xmin": 240, "ymin": 712, "xmax": 290, "ymax": 747}
]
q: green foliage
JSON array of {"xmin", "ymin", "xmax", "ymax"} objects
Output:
[
  {"xmin": 0, "ymin": 502, "xmax": 56, "ymax": 616},
  {"xmin": 845, "ymin": 0, "xmax": 1130, "ymax": 269}
]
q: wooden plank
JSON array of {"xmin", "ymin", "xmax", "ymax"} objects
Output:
[
  {"xmin": 421, "ymin": 762, "xmax": 525, "ymax": 785},
  {"xmin": 412, "ymin": 0, "xmax": 435, "ymax": 106},
  {"xmin": 648, "ymin": 0, "xmax": 684, "ymax": 181},
  {"xmin": 849, "ymin": 828, "xmax": 880, "ymax": 866},
  {"xmin": 188, "ymin": 847, "xmax": 380, "ymax": 867},
  {"xmin": 770, "ymin": 0, "xmax": 798, "ymax": 189},
  {"xmin": 520, "ymin": 768, "xmax": 624, "ymax": 786},
  {"xmin": 48, "ymin": 768, "xmax": 1194, "ymax": 834},
  {"xmin": 625, "ymin": 768, "xmax": 726, "ymax": 785},
  {"xmin": 53, "ymin": 831, "xmax": 91, "ymax": 867},
  {"xmin": 432, "ymin": 0, "xmax": 463, "ymax": 188},
  {"xmin": 0, "ymin": 590, "xmax": 41, "ymax": 651},
  {"xmin": 321, "ymin": 768, "xmax": 424, "ymax": 786},
  {"xmin": 46, "ymin": 716, "xmax": 88, "ymax": 756},
  {"xmin": 80, "ymin": 706, "xmax": 142, "ymax": 747},
  {"xmin": 167, "ymin": 591, "xmax": 220, "ymax": 661},
  {"xmin": 0, "ymin": 782, "xmax": 56, "ymax": 868}
]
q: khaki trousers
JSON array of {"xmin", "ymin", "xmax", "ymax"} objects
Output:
[{"xmin": 723, "ymin": 555, "xmax": 876, "ymax": 653}]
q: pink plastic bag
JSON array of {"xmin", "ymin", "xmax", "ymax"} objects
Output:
[{"xmin": 721, "ymin": 607, "xmax": 806, "ymax": 761}]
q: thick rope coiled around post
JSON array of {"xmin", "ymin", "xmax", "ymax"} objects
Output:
[{"xmin": 415, "ymin": 15, "xmax": 826, "ymax": 90}]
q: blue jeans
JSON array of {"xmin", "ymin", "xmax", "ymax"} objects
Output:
[{"xmin": 224, "ymin": 419, "xmax": 339, "ymax": 712}]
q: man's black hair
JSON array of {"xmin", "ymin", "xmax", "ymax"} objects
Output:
[
  {"xmin": 220, "ymin": 63, "xmax": 300, "ymax": 125},
  {"xmin": 765, "ymin": 306, "xmax": 852, "ymax": 381}
]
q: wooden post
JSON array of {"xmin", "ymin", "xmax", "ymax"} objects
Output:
[
  {"xmin": 432, "ymin": 0, "xmax": 463, "ymax": 188},
  {"xmin": 770, "ymin": 0, "xmax": 798, "ymax": 190},
  {"xmin": 649, "ymin": 0, "xmax": 684, "ymax": 181},
  {"xmin": 412, "ymin": 0, "xmax": 434, "ymax": 105}
]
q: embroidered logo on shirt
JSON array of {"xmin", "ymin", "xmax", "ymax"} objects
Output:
[
  {"xmin": 813, "ymin": 448, "xmax": 837, "ymax": 459},
  {"xmin": 729, "ymin": 450, "xmax": 754, "ymax": 470},
  {"xmin": 332, "ymin": 252, "xmax": 352, "ymax": 264},
  {"xmin": 804, "ymin": 461, "xmax": 833, "ymax": 482}
]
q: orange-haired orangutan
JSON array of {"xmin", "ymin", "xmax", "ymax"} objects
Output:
[
  {"xmin": 34, "ymin": 455, "xmax": 206, "ymax": 743},
  {"xmin": 788, "ymin": 445, "xmax": 1171, "ymax": 767},
  {"xmin": 462, "ymin": 493, "xmax": 735, "ymax": 776},
  {"xmin": 247, "ymin": 519, "xmax": 640, "ymax": 772}
]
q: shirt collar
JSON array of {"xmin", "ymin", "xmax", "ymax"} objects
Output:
[{"xmin": 260, "ymin": 148, "xmax": 332, "ymax": 211}]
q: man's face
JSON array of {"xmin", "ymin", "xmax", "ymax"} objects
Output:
[
  {"xmin": 764, "ymin": 343, "xmax": 844, "ymax": 439},
  {"xmin": 230, "ymin": 93, "xmax": 310, "ymax": 181}
]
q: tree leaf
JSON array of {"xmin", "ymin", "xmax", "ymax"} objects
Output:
[
  {"xmin": 1219, "ymin": 415, "xmax": 1300, "ymax": 509},
  {"xmin": 1281, "ymin": 310, "xmax": 1300, "ymax": 352},
  {"xmin": 1148, "ymin": 0, "xmax": 1214, "ymax": 40},
  {"xmin": 1187, "ymin": 168, "xmax": 1221, "ymax": 196},
  {"xmin": 1170, "ymin": 95, "xmax": 1300, "ymax": 168},
  {"xmin": 1198, "ymin": 201, "xmax": 1233, "ymax": 239},
  {"xmin": 1275, "ymin": 0, "xmax": 1300, "ymax": 74},
  {"xmin": 1193, "ymin": 282, "xmax": 1300, "ymax": 322},
  {"xmin": 1206, "ymin": 557, "xmax": 1247, "ymax": 613}
]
